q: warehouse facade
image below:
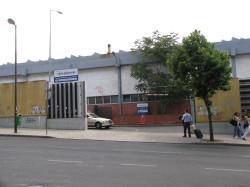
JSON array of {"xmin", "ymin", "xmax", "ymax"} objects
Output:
[{"xmin": 0, "ymin": 38, "xmax": 250, "ymax": 129}]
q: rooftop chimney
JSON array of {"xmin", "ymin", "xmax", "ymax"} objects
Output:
[{"xmin": 108, "ymin": 44, "xmax": 111, "ymax": 54}]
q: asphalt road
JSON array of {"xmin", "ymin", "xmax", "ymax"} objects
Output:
[{"xmin": 0, "ymin": 137, "xmax": 250, "ymax": 187}]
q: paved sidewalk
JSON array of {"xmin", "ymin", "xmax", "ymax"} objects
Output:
[{"xmin": 0, "ymin": 126, "xmax": 250, "ymax": 146}]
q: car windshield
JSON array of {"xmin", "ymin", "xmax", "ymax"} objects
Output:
[{"xmin": 88, "ymin": 113, "xmax": 100, "ymax": 118}]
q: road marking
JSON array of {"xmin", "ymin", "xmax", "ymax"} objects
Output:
[
  {"xmin": 1, "ymin": 149, "xmax": 18, "ymax": 152},
  {"xmin": 49, "ymin": 160, "xmax": 83, "ymax": 163},
  {"xmin": 121, "ymin": 163, "xmax": 158, "ymax": 167},
  {"xmin": 205, "ymin": 168, "xmax": 250, "ymax": 173},
  {"xmin": 243, "ymin": 156, "xmax": 250, "ymax": 158},
  {"xmin": 135, "ymin": 150, "xmax": 183, "ymax": 154},
  {"xmin": 0, "ymin": 157, "xmax": 16, "ymax": 160},
  {"xmin": 1, "ymin": 149, "xmax": 37, "ymax": 153}
]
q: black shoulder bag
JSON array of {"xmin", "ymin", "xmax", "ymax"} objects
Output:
[{"xmin": 230, "ymin": 118, "xmax": 237, "ymax": 126}]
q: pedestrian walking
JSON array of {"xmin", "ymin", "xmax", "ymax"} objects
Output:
[
  {"xmin": 182, "ymin": 110, "xmax": 192, "ymax": 137},
  {"xmin": 241, "ymin": 112, "xmax": 250, "ymax": 140},
  {"xmin": 232, "ymin": 112, "xmax": 244, "ymax": 138}
]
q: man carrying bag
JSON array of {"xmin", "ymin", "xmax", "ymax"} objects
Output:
[{"xmin": 182, "ymin": 110, "xmax": 192, "ymax": 138}]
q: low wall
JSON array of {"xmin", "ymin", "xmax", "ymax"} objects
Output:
[
  {"xmin": 196, "ymin": 122, "xmax": 233, "ymax": 135},
  {"xmin": 0, "ymin": 116, "xmax": 46, "ymax": 129},
  {"xmin": 88, "ymin": 101, "xmax": 190, "ymax": 117},
  {"xmin": 0, "ymin": 116, "xmax": 87, "ymax": 130},
  {"xmin": 48, "ymin": 118, "xmax": 87, "ymax": 130},
  {"xmin": 113, "ymin": 114, "xmax": 181, "ymax": 125}
]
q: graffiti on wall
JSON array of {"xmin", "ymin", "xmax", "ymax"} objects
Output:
[
  {"xmin": 197, "ymin": 105, "xmax": 225, "ymax": 120},
  {"xmin": 0, "ymin": 80, "xmax": 47, "ymax": 117},
  {"xmin": 94, "ymin": 86, "xmax": 105, "ymax": 95},
  {"xmin": 25, "ymin": 117, "xmax": 36, "ymax": 124},
  {"xmin": 31, "ymin": 105, "xmax": 46, "ymax": 114},
  {"xmin": 195, "ymin": 78, "xmax": 241, "ymax": 122}
]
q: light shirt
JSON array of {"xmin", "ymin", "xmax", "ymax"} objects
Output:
[{"xmin": 182, "ymin": 113, "xmax": 192, "ymax": 123}]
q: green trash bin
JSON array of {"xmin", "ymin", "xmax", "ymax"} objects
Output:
[{"xmin": 15, "ymin": 114, "xmax": 22, "ymax": 126}]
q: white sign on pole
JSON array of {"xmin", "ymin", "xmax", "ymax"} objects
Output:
[{"xmin": 54, "ymin": 68, "xmax": 78, "ymax": 83}]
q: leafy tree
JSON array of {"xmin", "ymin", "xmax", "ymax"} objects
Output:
[
  {"xmin": 167, "ymin": 30, "xmax": 232, "ymax": 141},
  {"xmin": 130, "ymin": 31, "xmax": 187, "ymax": 113}
]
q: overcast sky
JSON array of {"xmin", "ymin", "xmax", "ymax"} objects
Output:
[{"xmin": 1, "ymin": 0, "xmax": 249, "ymax": 65}]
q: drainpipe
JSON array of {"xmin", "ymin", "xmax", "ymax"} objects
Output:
[
  {"xmin": 230, "ymin": 48, "xmax": 237, "ymax": 78},
  {"xmin": 112, "ymin": 52, "xmax": 122, "ymax": 115}
]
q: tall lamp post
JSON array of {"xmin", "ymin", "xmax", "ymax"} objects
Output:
[
  {"xmin": 49, "ymin": 10, "xmax": 63, "ymax": 83},
  {"xmin": 112, "ymin": 52, "xmax": 122, "ymax": 115},
  {"xmin": 7, "ymin": 18, "xmax": 17, "ymax": 133}
]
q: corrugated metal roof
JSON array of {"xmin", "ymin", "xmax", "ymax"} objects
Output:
[
  {"xmin": 0, "ymin": 50, "xmax": 141, "ymax": 77},
  {"xmin": 1, "ymin": 37, "xmax": 250, "ymax": 77}
]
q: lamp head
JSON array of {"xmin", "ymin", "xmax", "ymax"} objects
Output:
[
  {"xmin": 51, "ymin": 10, "xmax": 63, "ymax": 14},
  {"xmin": 8, "ymin": 18, "xmax": 15, "ymax": 25}
]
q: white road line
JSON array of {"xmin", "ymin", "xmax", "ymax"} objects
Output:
[
  {"xmin": 205, "ymin": 168, "xmax": 250, "ymax": 173},
  {"xmin": 127, "ymin": 150, "xmax": 182, "ymax": 154},
  {"xmin": 121, "ymin": 163, "xmax": 158, "ymax": 167},
  {"xmin": 1, "ymin": 149, "xmax": 36, "ymax": 153},
  {"xmin": 139, "ymin": 151, "xmax": 182, "ymax": 154},
  {"xmin": 0, "ymin": 158, "xmax": 16, "ymax": 160},
  {"xmin": 49, "ymin": 160, "xmax": 83, "ymax": 163},
  {"xmin": 45, "ymin": 147, "xmax": 183, "ymax": 155},
  {"xmin": 1, "ymin": 149, "xmax": 18, "ymax": 152}
]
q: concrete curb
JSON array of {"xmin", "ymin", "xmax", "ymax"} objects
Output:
[
  {"xmin": 0, "ymin": 134, "xmax": 54, "ymax": 138},
  {"xmin": 192, "ymin": 142, "xmax": 250, "ymax": 147},
  {"xmin": 1, "ymin": 133, "xmax": 250, "ymax": 147},
  {"xmin": 114, "ymin": 124, "xmax": 183, "ymax": 127},
  {"xmin": 1, "ymin": 126, "xmax": 250, "ymax": 147}
]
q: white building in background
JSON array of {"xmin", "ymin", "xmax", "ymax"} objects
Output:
[{"xmin": 0, "ymin": 38, "xmax": 250, "ymax": 130}]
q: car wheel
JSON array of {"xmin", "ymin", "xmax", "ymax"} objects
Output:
[
  {"xmin": 105, "ymin": 126, "xmax": 110, "ymax": 129},
  {"xmin": 95, "ymin": 122, "xmax": 102, "ymax": 129}
]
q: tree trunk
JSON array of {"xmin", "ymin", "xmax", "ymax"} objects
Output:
[
  {"xmin": 159, "ymin": 100, "xmax": 166, "ymax": 114},
  {"xmin": 204, "ymin": 99, "xmax": 214, "ymax": 141}
]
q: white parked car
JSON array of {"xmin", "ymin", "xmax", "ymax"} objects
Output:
[{"xmin": 87, "ymin": 113, "xmax": 114, "ymax": 129}]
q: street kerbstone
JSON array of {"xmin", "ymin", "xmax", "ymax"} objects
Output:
[{"xmin": 0, "ymin": 126, "xmax": 249, "ymax": 146}]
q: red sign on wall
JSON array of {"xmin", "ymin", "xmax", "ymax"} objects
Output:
[{"xmin": 140, "ymin": 115, "xmax": 146, "ymax": 125}]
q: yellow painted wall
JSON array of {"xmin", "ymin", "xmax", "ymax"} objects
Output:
[
  {"xmin": 195, "ymin": 78, "xmax": 241, "ymax": 122},
  {"xmin": 0, "ymin": 81, "xmax": 47, "ymax": 117}
]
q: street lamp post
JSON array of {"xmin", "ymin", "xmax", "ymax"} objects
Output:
[
  {"xmin": 8, "ymin": 18, "xmax": 17, "ymax": 133},
  {"xmin": 112, "ymin": 52, "xmax": 122, "ymax": 115},
  {"xmin": 49, "ymin": 10, "xmax": 63, "ymax": 83}
]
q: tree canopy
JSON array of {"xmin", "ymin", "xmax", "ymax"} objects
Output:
[
  {"xmin": 130, "ymin": 31, "xmax": 187, "ymax": 112},
  {"xmin": 167, "ymin": 30, "xmax": 232, "ymax": 141}
]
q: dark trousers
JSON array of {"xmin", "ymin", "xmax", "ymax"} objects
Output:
[{"xmin": 183, "ymin": 122, "xmax": 191, "ymax": 137}]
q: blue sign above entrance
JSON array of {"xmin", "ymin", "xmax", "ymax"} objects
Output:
[{"xmin": 54, "ymin": 68, "xmax": 78, "ymax": 83}]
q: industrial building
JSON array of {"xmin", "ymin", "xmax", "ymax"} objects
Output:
[{"xmin": 0, "ymin": 38, "xmax": 250, "ymax": 131}]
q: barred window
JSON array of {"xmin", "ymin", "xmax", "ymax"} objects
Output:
[
  {"xmin": 87, "ymin": 94, "xmax": 147, "ymax": 105},
  {"xmin": 88, "ymin": 97, "xmax": 95, "ymax": 105},
  {"xmin": 87, "ymin": 95, "xmax": 119, "ymax": 105},
  {"xmin": 96, "ymin": 96, "xmax": 103, "ymax": 104},
  {"xmin": 111, "ymin": 95, "xmax": 118, "ymax": 103},
  {"xmin": 103, "ymin": 96, "xmax": 111, "ymax": 104},
  {"xmin": 123, "ymin": 95, "xmax": 131, "ymax": 102},
  {"xmin": 131, "ymin": 94, "xmax": 139, "ymax": 102}
]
